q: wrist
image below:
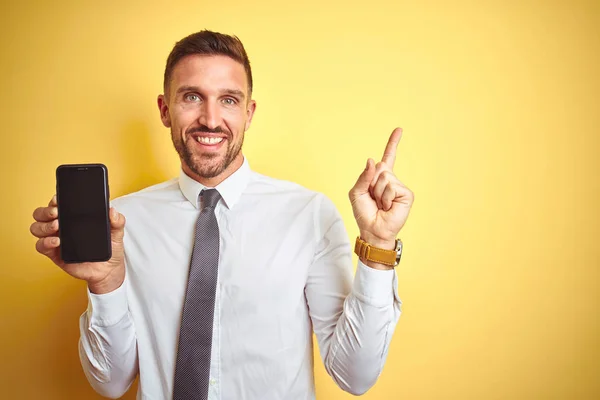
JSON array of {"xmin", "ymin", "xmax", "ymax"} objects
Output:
[
  {"xmin": 88, "ymin": 267, "xmax": 125, "ymax": 295},
  {"xmin": 356, "ymin": 234, "xmax": 399, "ymax": 270},
  {"xmin": 359, "ymin": 232, "xmax": 395, "ymax": 250}
]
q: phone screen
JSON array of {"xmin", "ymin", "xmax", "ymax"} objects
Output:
[{"xmin": 56, "ymin": 164, "xmax": 111, "ymax": 263}]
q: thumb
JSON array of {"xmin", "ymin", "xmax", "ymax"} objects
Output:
[
  {"xmin": 350, "ymin": 158, "xmax": 376, "ymax": 197},
  {"xmin": 109, "ymin": 208, "xmax": 126, "ymax": 242}
]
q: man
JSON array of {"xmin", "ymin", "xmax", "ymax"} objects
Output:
[{"xmin": 30, "ymin": 30, "xmax": 414, "ymax": 399}]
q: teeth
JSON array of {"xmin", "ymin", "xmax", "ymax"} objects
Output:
[{"xmin": 196, "ymin": 136, "xmax": 224, "ymax": 145}]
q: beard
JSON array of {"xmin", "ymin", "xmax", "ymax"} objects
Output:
[{"xmin": 172, "ymin": 127, "xmax": 244, "ymax": 179}]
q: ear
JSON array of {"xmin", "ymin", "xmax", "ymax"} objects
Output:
[
  {"xmin": 157, "ymin": 94, "xmax": 171, "ymax": 128},
  {"xmin": 244, "ymin": 99, "xmax": 257, "ymax": 132}
]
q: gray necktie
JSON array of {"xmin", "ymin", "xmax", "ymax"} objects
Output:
[{"xmin": 173, "ymin": 189, "xmax": 221, "ymax": 400}]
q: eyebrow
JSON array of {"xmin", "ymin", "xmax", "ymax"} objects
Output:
[{"xmin": 175, "ymin": 86, "xmax": 246, "ymax": 100}]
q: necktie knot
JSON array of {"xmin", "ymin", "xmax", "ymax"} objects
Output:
[{"xmin": 201, "ymin": 189, "xmax": 221, "ymax": 210}]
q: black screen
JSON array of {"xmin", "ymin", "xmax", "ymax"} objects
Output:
[{"xmin": 56, "ymin": 165, "xmax": 111, "ymax": 263}]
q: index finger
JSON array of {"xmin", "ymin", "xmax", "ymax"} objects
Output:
[
  {"xmin": 32, "ymin": 195, "xmax": 58, "ymax": 222},
  {"xmin": 381, "ymin": 127, "xmax": 403, "ymax": 167},
  {"xmin": 33, "ymin": 206, "xmax": 57, "ymax": 222}
]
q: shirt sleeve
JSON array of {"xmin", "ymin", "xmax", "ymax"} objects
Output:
[
  {"xmin": 305, "ymin": 194, "xmax": 402, "ymax": 395},
  {"xmin": 78, "ymin": 272, "xmax": 139, "ymax": 399}
]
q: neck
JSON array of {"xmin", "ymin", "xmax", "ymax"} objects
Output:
[{"xmin": 182, "ymin": 153, "xmax": 244, "ymax": 187}]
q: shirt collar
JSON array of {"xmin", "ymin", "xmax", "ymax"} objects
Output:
[{"xmin": 178, "ymin": 157, "xmax": 251, "ymax": 210}]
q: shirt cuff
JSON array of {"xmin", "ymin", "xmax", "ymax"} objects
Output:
[
  {"xmin": 353, "ymin": 260, "xmax": 399, "ymax": 308},
  {"xmin": 86, "ymin": 280, "xmax": 129, "ymax": 328}
]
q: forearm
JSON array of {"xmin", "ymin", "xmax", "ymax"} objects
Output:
[
  {"xmin": 323, "ymin": 262, "xmax": 401, "ymax": 395},
  {"xmin": 308, "ymin": 194, "xmax": 403, "ymax": 395},
  {"xmin": 78, "ymin": 281, "xmax": 139, "ymax": 399}
]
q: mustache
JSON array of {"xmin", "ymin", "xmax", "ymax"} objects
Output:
[{"xmin": 186, "ymin": 125, "xmax": 230, "ymax": 136}]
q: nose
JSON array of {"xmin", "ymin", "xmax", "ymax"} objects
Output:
[{"xmin": 198, "ymin": 100, "xmax": 221, "ymax": 130}]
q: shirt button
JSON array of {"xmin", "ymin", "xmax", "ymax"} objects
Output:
[{"xmin": 209, "ymin": 378, "xmax": 217, "ymax": 386}]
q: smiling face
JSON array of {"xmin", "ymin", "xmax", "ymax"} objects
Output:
[{"xmin": 158, "ymin": 54, "xmax": 256, "ymax": 186}]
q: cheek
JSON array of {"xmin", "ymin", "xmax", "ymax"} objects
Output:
[
  {"xmin": 172, "ymin": 108, "xmax": 199, "ymax": 138},
  {"xmin": 222, "ymin": 109, "xmax": 247, "ymax": 135}
]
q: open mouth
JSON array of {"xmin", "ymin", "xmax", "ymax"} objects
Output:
[
  {"xmin": 196, "ymin": 136, "xmax": 224, "ymax": 145},
  {"xmin": 190, "ymin": 134, "xmax": 227, "ymax": 150}
]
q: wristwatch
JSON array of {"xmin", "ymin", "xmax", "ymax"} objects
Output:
[{"xmin": 354, "ymin": 236, "xmax": 403, "ymax": 267}]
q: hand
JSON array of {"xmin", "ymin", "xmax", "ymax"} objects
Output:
[
  {"xmin": 30, "ymin": 195, "xmax": 127, "ymax": 294},
  {"xmin": 349, "ymin": 128, "xmax": 414, "ymax": 250}
]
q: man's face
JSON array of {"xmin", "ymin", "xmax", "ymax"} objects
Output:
[{"xmin": 158, "ymin": 54, "xmax": 256, "ymax": 182}]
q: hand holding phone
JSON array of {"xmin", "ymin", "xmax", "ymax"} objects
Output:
[{"xmin": 30, "ymin": 164, "xmax": 127, "ymax": 294}]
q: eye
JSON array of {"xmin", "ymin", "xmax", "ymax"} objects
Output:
[
  {"xmin": 222, "ymin": 97, "xmax": 237, "ymax": 105},
  {"xmin": 185, "ymin": 94, "xmax": 200, "ymax": 102}
]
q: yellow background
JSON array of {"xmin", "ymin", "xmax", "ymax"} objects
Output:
[{"xmin": 1, "ymin": 0, "xmax": 598, "ymax": 398}]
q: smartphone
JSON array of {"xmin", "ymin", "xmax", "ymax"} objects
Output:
[{"xmin": 56, "ymin": 163, "xmax": 112, "ymax": 263}]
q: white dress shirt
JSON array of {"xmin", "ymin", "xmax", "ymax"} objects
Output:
[{"xmin": 78, "ymin": 158, "xmax": 402, "ymax": 400}]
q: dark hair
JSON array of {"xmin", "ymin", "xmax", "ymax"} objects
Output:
[{"xmin": 163, "ymin": 30, "xmax": 253, "ymax": 96}]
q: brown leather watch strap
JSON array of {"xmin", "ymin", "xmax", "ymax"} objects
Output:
[{"xmin": 354, "ymin": 237, "xmax": 397, "ymax": 266}]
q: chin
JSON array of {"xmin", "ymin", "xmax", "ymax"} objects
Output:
[{"xmin": 190, "ymin": 158, "xmax": 226, "ymax": 179}]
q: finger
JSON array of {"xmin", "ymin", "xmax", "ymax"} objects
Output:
[
  {"xmin": 381, "ymin": 183, "xmax": 398, "ymax": 211},
  {"xmin": 48, "ymin": 195, "xmax": 57, "ymax": 207},
  {"xmin": 381, "ymin": 127, "xmax": 403, "ymax": 168},
  {"xmin": 30, "ymin": 220, "xmax": 59, "ymax": 238},
  {"xmin": 372, "ymin": 171, "xmax": 391, "ymax": 210},
  {"xmin": 35, "ymin": 236, "xmax": 60, "ymax": 257},
  {"xmin": 396, "ymin": 185, "xmax": 415, "ymax": 206},
  {"xmin": 369, "ymin": 161, "xmax": 388, "ymax": 190},
  {"xmin": 33, "ymin": 206, "xmax": 58, "ymax": 222},
  {"xmin": 370, "ymin": 166, "xmax": 410, "ymax": 198},
  {"xmin": 349, "ymin": 158, "xmax": 376, "ymax": 199},
  {"xmin": 109, "ymin": 208, "xmax": 126, "ymax": 242},
  {"xmin": 387, "ymin": 183, "xmax": 415, "ymax": 207}
]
